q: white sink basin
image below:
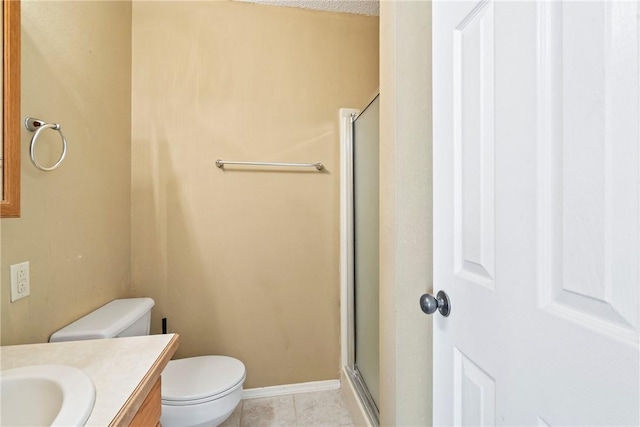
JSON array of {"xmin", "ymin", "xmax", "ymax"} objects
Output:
[{"xmin": 0, "ymin": 364, "xmax": 95, "ymax": 426}]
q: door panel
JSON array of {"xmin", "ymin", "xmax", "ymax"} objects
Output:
[
  {"xmin": 537, "ymin": 1, "xmax": 639, "ymax": 341},
  {"xmin": 433, "ymin": 1, "xmax": 639, "ymax": 425},
  {"xmin": 453, "ymin": 348, "xmax": 496, "ymax": 427},
  {"xmin": 453, "ymin": 0, "xmax": 496, "ymax": 288}
]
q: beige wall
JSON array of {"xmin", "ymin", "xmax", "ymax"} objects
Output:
[
  {"xmin": 0, "ymin": 0, "xmax": 377, "ymax": 392},
  {"xmin": 131, "ymin": 1, "xmax": 378, "ymax": 388},
  {"xmin": 379, "ymin": 1, "xmax": 433, "ymax": 425},
  {"xmin": 0, "ymin": 1, "xmax": 132, "ymax": 345}
]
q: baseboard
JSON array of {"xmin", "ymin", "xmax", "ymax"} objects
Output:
[{"xmin": 242, "ymin": 379, "xmax": 341, "ymax": 400}]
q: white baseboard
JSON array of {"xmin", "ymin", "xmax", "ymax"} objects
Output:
[{"xmin": 242, "ymin": 379, "xmax": 340, "ymax": 400}]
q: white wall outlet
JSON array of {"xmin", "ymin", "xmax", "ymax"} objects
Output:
[{"xmin": 10, "ymin": 262, "xmax": 30, "ymax": 302}]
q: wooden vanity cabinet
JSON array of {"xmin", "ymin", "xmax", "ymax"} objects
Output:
[{"xmin": 130, "ymin": 377, "xmax": 162, "ymax": 427}]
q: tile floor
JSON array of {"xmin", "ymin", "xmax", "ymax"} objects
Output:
[{"xmin": 220, "ymin": 389, "xmax": 354, "ymax": 427}]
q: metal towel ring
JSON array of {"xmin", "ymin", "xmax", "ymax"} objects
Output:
[{"xmin": 25, "ymin": 117, "xmax": 68, "ymax": 171}]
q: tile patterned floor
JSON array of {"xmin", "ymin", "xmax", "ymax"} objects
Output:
[{"xmin": 220, "ymin": 389, "xmax": 354, "ymax": 427}]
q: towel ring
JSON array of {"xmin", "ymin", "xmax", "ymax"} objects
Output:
[{"xmin": 25, "ymin": 117, "xmax": 68, "ymax": 171}]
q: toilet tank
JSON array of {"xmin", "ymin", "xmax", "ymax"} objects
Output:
[{"xmin": 49, "ymin": 298, "xmax": 155, "ymax": 342}]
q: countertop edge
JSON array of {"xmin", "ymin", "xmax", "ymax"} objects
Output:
[{"xmin": 108, "ymin": 333, "xmax": 180, "ymax": 427}]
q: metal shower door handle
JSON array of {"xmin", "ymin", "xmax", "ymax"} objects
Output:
[{"xmin": 419, "ymin": 290, "xmax": 451, "ymax": 317}]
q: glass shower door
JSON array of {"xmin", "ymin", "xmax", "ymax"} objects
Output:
[{"xmin": 353, "ymin": 95, "xmax": 380, "ymax": 417}]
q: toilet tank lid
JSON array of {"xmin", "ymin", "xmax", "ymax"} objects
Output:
[{"xmin": 49, "ymin": 298, "xmax": 155, "ymax": 342}]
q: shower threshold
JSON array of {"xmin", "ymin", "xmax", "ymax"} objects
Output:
[{"xmin": 347, "ymin": 366, "xmax": 379, "ymax": 426}]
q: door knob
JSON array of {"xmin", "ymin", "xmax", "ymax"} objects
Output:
[{"xmin": 419, "ymin": 290, "xmax": 451, "ymax": 317}]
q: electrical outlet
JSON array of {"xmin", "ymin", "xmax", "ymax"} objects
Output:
[{"xmin": 10, "ymin": 262, "xmax": 30, "ymax": 302}]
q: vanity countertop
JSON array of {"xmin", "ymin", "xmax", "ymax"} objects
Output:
[{"xmin": 0, "ymin": 333, "xmax": 180, "ymax": 426}]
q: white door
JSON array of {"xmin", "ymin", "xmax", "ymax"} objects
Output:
[{"xmin": 432, "ymin": 1, "xmax": 640, "ymax": 425}]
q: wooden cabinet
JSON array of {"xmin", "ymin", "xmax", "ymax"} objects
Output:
[{"xmin": 130, "ymin": 377, "xmax": 162, "ymax": 427}]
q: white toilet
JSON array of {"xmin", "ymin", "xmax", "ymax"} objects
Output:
[{"xmin": 49, "ymin": 298, "xmax": 245, "ymax": 427}]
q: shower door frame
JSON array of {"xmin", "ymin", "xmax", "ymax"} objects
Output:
[{"xmin": 339, "ymin": 94, "xmax": 380, "ymax": 427}]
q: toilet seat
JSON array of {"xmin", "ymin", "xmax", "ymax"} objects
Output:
[{"xmin": 161, "ymin": 356, "xmax": 246, "ymax": 407}]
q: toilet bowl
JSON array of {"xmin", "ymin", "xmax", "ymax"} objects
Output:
[
  {"xmin": 49, "ymin": 298, "xmax": 245, "ymax": 427},
  {"xmin": 161, "ymin": 356, "xmax": 245, "ymax": 427}
]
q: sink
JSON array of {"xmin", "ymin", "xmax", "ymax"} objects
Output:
[{"xmin": 0, "ymin": 364, "xmax": 95, "ymax": 426}]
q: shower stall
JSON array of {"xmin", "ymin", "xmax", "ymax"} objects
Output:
[{"xmin": 340, "ymin": 95, "xmax": 380, "ymax": 426}]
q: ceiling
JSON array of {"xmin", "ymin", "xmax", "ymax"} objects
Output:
[{"xmin": 235, "ymin": 0, "xmax": 379, "ymax": 16}]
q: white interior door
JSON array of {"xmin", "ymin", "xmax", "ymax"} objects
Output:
[{"xmin": 432, "ymin": 1, "xmax": 640, "ymax": 425}]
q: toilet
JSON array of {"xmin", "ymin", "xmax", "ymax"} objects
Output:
[{"xmin": 49, "ymin": 298, "xmax": 245, "ymax": 427}]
